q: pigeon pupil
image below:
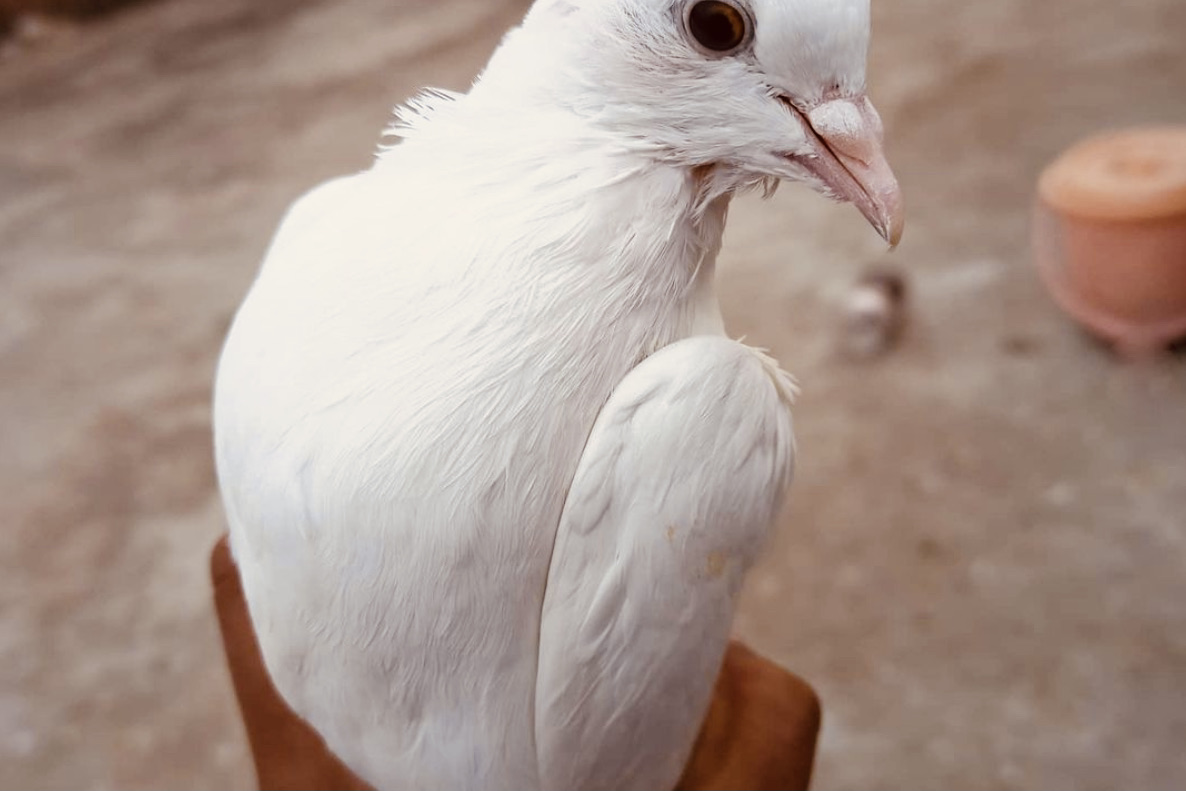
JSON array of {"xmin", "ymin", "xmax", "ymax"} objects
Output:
[{"xmin": 688, "ymin": 1, "xmax": 747, "ymax": 52}]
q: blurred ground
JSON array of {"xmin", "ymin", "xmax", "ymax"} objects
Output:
[{"xmin": 1, "ymin": 0, "xmax": 1184, "ymax": 788}]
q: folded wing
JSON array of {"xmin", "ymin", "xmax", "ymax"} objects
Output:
[{"xmin": 535, "ymin": 335, "xmax": 797, "ymax": 791}]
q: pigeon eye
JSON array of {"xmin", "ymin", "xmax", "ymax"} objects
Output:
[{"xmin": 685, "ymin": 0, "xmax": 751, "ymax": 55}]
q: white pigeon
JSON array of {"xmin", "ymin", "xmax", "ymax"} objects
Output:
[{"xmin": 213, "ymin": 0, "xmax": 902, "ymax": 788}]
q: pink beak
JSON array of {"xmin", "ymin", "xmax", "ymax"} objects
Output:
[{"xmin": 787, "ymin": 96, "xmax": 905, "ymax": 247}]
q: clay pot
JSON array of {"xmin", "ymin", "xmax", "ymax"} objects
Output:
[{"xmin": 1033, "ymin": 126, "xmax": 1186, "ymax": 354}]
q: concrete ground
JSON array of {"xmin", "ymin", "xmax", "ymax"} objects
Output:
[{"xmin": 2, "ymin": 0, "xmax": 1184, "ymax": 788}]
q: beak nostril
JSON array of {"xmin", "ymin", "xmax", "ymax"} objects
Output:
[{"xmin": 807, "ymin": 100, "xmax": 875, "ymax": 162}]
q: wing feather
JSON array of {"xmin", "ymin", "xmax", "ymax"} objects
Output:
[{"xmin": 535, "ymin": 335, "xmax": 796, "ymax": 791}]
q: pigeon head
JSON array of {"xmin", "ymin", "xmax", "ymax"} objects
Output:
[{"xmin": 481, "ymin": 0, "xmax": 903, "ymax": 245}]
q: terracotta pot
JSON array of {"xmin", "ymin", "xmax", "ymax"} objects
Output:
[{"xmin": 1033, "ymin": 126, "xmax": 1186, "ymax": 354}]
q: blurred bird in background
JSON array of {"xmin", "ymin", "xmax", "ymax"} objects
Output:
[{"xmin": 213, "ymin": 0, "xmax": 902, "ymax": 788}]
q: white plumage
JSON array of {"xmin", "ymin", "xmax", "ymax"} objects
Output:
[{"xmin": 213, "ymin": 0, "xmax": 902, "ymax": 789}]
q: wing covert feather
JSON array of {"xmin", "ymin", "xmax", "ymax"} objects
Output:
[{"xmin": 535, "ymin": 335, "xmax": 796, "ymax": 791}]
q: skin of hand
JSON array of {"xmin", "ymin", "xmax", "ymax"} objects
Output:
[{"xmin": 211, "ymin": 536, "xmax": 821, "ymax": 791}]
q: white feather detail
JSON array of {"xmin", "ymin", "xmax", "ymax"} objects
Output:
[
  {"xmin": 536, "ymin": 336, "xmax": 795, "ymax": 791},
  {"xmin": 215, "ymin": 136, "xmax": 738, "ymax": 789}
]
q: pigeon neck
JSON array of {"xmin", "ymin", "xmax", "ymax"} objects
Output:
[{"xmin": 380, "ymin": 86, "xmax": 733, "ymax": 327}]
